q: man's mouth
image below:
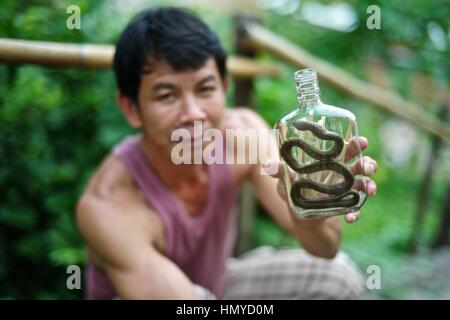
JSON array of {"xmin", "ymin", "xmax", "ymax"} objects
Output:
[{"xmin": 173, "ymin": 123, "xmax": 211, "ymax": 144}]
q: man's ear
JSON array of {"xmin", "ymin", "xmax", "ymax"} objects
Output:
[
  {"xmin": 221, "ymin": 77, "xmax": 228, "ymax": 92},
  {"xmin": 117, "ymin": 91, "xmax": 142, "ymax": 128}
]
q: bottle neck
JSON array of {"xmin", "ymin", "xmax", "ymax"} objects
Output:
[{"xmin": 294, "ymin": 68, "xmax": 321, "ymax": 107}]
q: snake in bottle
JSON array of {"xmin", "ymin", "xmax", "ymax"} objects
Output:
[{"xmin": 280, "ymin": 120, "xmax": 359, "ymax": 209}]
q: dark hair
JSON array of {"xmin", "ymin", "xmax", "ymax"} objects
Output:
[{"xmin": 113, "ymin": 7, "xmax": 227, "ymax": 104}]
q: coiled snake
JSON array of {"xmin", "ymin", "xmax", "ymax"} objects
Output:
[{"xmin": 280, "ymin": 120, "xmax": 359, "ymax": 209}]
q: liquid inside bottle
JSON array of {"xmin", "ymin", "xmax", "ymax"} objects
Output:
[{"xmin": 276, "ymin": 68, "xmax": 368, "ymax": 218}]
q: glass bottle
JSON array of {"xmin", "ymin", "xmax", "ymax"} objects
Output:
[{"xmin": 276, "ymin": 68, "xmax": 368, "ymax": 219}]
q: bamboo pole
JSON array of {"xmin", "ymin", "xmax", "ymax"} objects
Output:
[
  {"xmin": 242, "ymin": 22, "xmax": 450, "ymax": 144},
  {"xmin": 0, "ymin": 38, "xmax": 279, "ymax": 78},
  {"xmin": 228, "ymin": 55, "xmax": 279, "ymax": 78},
  {"xmin": 0, "ymin": 38, "xmax": 114, "ymax": 68}
]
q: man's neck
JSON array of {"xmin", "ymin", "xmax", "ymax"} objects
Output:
[{"xmin": 139, "ymin": 136, "xmax": 207, "ymax": 190}]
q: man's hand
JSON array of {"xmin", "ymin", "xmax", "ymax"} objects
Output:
[
  {"xmin": 264, "ymin": 136, "xmax": 377, "ymax": 224},
  {"xmin": 244, "ymin": 109, "xmax": 376, "ymax": 258}
]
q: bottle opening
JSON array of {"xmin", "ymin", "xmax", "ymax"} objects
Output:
[
  {"xmin": 294, "ymin": 68, "xmax": 317, "ymax": 81},
  {"xmin": 294, "ymin": 68, "xmax": 320, "ymax": 103}
]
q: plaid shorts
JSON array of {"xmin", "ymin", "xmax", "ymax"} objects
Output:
[{"xmin": 194, "ymin": 246, "xmax": 366, "ymax": 300}]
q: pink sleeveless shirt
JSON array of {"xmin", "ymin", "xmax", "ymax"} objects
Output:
[{"xmin": 86, "ymin": 136, "xmax": 237, "ymax": 299}]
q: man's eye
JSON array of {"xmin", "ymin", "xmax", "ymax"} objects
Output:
[
  {"xmin": 200, "ymin": 87, "xmax": 215, "ymax": 94},
  {"xmin": 157, "ymin": 93, "xmax": 174, "ymax": 101}
]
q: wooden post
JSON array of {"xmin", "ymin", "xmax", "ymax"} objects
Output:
[
  {"xmin": 234, "ymin": 15, "xmax": 257, "ymax": 107},
  {"xmin": 233, "ymin": 15, "xmax": 259, "ymax": 256},
  {"xmin": 432, "ymin": 101, "xmax": 450, "ymax": 249},
  {"xmin": 410, "ymin": 103, "xmax": 449, "ymax": 252},
  {"xmin": 433, "ymin": 184, "xmax": 450, "ymax": 248}
]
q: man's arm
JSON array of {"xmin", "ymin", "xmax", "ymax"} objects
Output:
[
  {"xmin": 76, "ymin": 181, "xmax": 199, "ymax": 299},
  {"xmin": 251, "ymin": 165, "xmax": 342, "ymax": 259}
]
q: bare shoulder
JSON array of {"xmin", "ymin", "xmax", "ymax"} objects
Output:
[
  {"xmin": 77, "ymin": 154, "xmax": 137, "ymax": 207},
  {"xmin": 218, "ymin": 108, "xmax": 274, "ymax": 185},
  {"xmin": 76, "ymin": 154, "xmax": 164, "ymax": 269}
]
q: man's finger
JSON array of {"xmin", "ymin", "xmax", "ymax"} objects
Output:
[
  {"xmin": 350, "ymin": 156, "xmax": 378, "ymax": 176},
  {"xmin": 345, "ymin": 211, "xmax": 360, "ymax": 224},
  {"xmin": 344, "ymin": 137, "xmax": 368, "ymax": 162},
  {"xmin": 353, "ymin": 177, "xmax": 377, "ymax": 196},
  {"xmin": 277, "ymin": 180, "xmax": 288, "ymax": 201},
  {"xmin": 262, "ymin": 161, "xmax": 282, "ymax": 178},
  {"xmin": 262, "ymin": 161, "xmax": 296, "ymax": 179},
  {"xmin": 366, "ymin": 179, "xmax": 377, "ymax": 196}
]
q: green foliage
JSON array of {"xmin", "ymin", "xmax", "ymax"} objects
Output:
[{"xmin": 0, "ymin": 0, "xmax": 135, "ymax": 299}]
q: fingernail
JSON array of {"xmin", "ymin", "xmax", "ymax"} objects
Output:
[
  {"xmin": 369, "ymin": 163, "xmax": 376, "ymax": 175},
  {"xmin": 364, "ymin": 162, "xmax": 375, "ymax": 175},
  {"xmin": 364, "ymin": 162, "xmax": 370, "ymax": 175},
  {"xmin": 261, "ymin": 161, "xmax": 279, "ymax": 176},
  {"xmin": 370, "ymin": 184, "xmax": 377, "ymax": 196}
]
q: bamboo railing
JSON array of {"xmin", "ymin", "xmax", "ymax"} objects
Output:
[
  {"xmin": 0, "ymin": 38, "xmax": 279, "ymax": 78},
  {"xmin": 1, "ymin": 23, "xmax": 449, "ymax": 143}
]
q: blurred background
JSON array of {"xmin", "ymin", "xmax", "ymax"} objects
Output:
[{"xmin": 0, "ymin": 0, "xmax": 449, "ymax": 299}]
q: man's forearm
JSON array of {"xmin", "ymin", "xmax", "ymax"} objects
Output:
[{"xmin": 291, "ymin": 217, "xmax": 341, "ymax": 259}]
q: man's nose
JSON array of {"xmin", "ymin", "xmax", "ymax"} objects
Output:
[{"xmin": 179, "ymin": 95, "xmax": 206, "ymax": 124}]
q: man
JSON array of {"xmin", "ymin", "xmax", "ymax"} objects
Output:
[{"xmin": 76, "ymin": 7, "xmax": 378, "ymax": 300}]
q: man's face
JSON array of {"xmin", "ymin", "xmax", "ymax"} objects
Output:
[{"xmin": 133, "ymin": 58, "xmax": 227, "ymax": 155}]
